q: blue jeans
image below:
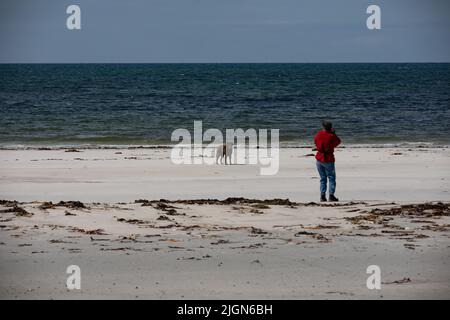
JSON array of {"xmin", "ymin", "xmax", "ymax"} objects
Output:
[{"xmin": 316, "ymin": 160, "xmax": 336, "ymax": 195}]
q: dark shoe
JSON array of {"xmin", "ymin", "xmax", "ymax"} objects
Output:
[
  {"xmin": 320, "ymin": 194, "xmax": 327, "ymax": 202},
  {"xmin": 329, "ymin": 194, "xmax": 339, "ymax": 202}
]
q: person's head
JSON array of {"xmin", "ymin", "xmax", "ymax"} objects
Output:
[{"xmin": 322, "ymin": 120, "xmax": 333, "ymax": 132}]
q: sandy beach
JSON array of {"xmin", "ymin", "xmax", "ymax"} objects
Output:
[
  {"xmin": 2, "ymin": 0, "xmax": 450, "ymax": 304},
  {"xmin": 0, "ymin": 147, "xmax": 449, "ymax": 299},
  {"xmin": 1, "ymin": 147, "xmax": 449, "ymax": 203}
]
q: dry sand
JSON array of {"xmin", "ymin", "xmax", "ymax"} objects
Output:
[{"xmin": 0, "ymin": 147, "xmax": 449, "ymax": 299}]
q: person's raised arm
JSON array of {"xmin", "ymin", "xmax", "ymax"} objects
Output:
[{"xmin": 333, "ymin": 132, "xmax": 341, "ymax": 148}]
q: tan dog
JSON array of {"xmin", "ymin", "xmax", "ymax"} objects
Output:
[{"xmin": 216, "ymin": 143, "xmax": 233, "ymax": 165}]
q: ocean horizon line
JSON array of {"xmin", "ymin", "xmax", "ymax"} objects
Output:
[{"xmin": 2, "ymin": 62, "xmax": 450, "ymax": 65}]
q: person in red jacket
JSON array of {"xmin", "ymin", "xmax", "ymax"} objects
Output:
[{"xmin": 314, "ymin": 121, "xmax": 341, "ymax": 202}]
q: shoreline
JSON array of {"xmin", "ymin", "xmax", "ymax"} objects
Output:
[{"xmin": 0, "ymin": 142, "xmax": 448, "ymax": 151}]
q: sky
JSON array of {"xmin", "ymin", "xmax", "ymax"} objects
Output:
[{"xmin": 1, "ymin": 0, "xmax": 449, "ymax": 63}]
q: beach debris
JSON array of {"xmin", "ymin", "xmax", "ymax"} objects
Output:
[
  {"xmin": 64, "ymin": 211, "xmax": 76, "ymax": 216},
  {"xmin": 250, "ymin": 204, "xmax": 271, "ymax": 210},
  {"xmin": 56, "ymin": 201, "xmax": 86, "ymax": 209},
  {"xmin": 135, "ymin": 197, "xmax": 297, "ymax": 207},
  {"xmin": 179, "ymin": 224, "xmax": 203, "ymax": 231},
  {"xmin": 65, "ymin": 148, "xmax": 81, "ymax": 152},
  {"xmin": 40, "ymin": 201, "xmax": 86, "ymax": 210},
  {"xmin": 178, "ymin": 256, "xmax": 204, "ymax": 261},
  {"xmin": 231, "ymin": 243, "xmax": 266, "ymax": 249},
  {"xmin": 70, "ymin": 227, "xmax": 106, "ymax": 235},
  {"xmin": 0, "ymin": 205, "xmax": 33, "ymax": 217},
  {"xmin": 211, "ymin": 239, "xmax": 230, "ymax": 245},
  {"xmin": 369, "ymin": 203, "xmax": 449, "ymax": 217},
  {"xmin": 134, "ymin": 199, "xmax": 152, "ymax": 204},
  {"xmin": 117, "ymin": 218, "xmax": 141, "ymax": 224},
  {"xmin": 420, "ymin": 224, "xmax": 449, "ymax": 232},
  {"xmin": 167, "ymin": 245, "xmax": 184, "ymax": 249},
  {"xmin": 163, "ymin": 208, "xmax": 184, "ymax": 216},
  {"xmin": 383, "ymin": 277, "xmax": 411, "ymax": 285},
  {"xmin": 294, "ymin": 231, "xmax": 329, "ymax": 241},
  {"xmin": 39, "ymin": 202, "xmax": 55, "ymax": 210},
  {"xmin": 155, "ymin": 223, "xmax": 179, "ymax": 229},
  {"xmin": 345, "ymin": 214, "xmax": 392, "ymax": 225},
  {"xmin": 403, "ymin": 243, "xmax": 418, "ymax": 250},
  {"xmin": 0, "ymin": 200, "xmax": 18, "ymax": 207},
  {"xmin": 145, "ymin": 201, "xmax": 174, "ymax": 209},
  {"xmin": 67, "ymin": 248, "xmax": 83, "ymax": 253},
  {"xmin": 100, "ymin": 247, "xmax": 142, "ymax": 252},
  {"xmin": 250, "ymin": 227, "xmax": 269, "ymax": 235},
  {"xmin": 140, "ymin": 200, "xmax": 185, "ymax": 216},
  {"xmin": 18, "ymin": 243, "xmax": 32, "ymax": 247},
  {"xmin": 345, "ymin": 203, "xmax": 449, "ymax": 231},
  {"xmin": 89, "ymin": 236, "xmax": 110, "ymax": 242},
  {"xmin": 232, "ymin": 205, "xmax": 265, "ymax": 215},
  {"xmin": 49, "ymin": 239, "xmax": 75, "ymax": 244},
  {"xmin": 305, "ymin": 224, "xmax": 340, "ymax": 230},
  {"xmin": 44, "ymin": 224, "xmax": 64, "ymax": 230},
  {"xmin": 345, "ymin": 233, "xmax": 381, "ymax": 238},
  {"xmin": 251, "ymin": 259, "xmax": 263, "ymax": 265},
  {"xmin": 300, "ymin": 201, "xmax": 367, "ymax": 208},
  {"xmin": 116, "ymin": 235, "xmax": 137, "ymax": 243},
  {"xmin": 157, "ymin": 215, "xmax": 171, "ymax": 221},
  {"xmin": 144, "ymin": 234, "xmax": 161, "ymax": 238}
]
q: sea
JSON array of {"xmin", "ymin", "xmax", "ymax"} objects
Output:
[{"xmin": 0, "ymin": 63, "xmax": 449, "ymax": 148}]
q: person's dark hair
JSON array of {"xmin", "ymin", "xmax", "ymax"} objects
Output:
[{"xmin": 322, "ymin": 120, "xmax": 333, "ymax": 132}]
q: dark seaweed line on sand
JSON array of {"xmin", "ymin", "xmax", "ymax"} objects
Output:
[{"xmin": 135, "ymin": 197, "xmax": 366, "ymax": 207}]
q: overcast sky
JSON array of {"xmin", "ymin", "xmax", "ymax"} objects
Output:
[{"xmin": 1, "ymin": 0, "xmax": 449, "ymax": 63}]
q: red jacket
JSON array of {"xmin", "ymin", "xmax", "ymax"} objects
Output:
[{"xmin": 314, "ymin": 130, "xmax": 341, "ymax": 163}]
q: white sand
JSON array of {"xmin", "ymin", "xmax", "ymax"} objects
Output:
[
  {"xmin": 0, "ymin": 147, "xmax": 449, "ymax": 299},
  {"xmin": 0, "ymin": 147, "xmax": 449, "ymax": 202}
]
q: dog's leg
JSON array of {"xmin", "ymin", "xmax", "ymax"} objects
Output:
[
  {"xmin": 223, "ymin": 145, "xmax": 226, "ymax": 164},
  {"xmin": 227, "ymin": 145, "xmax": 232, "ymax": 165}
]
